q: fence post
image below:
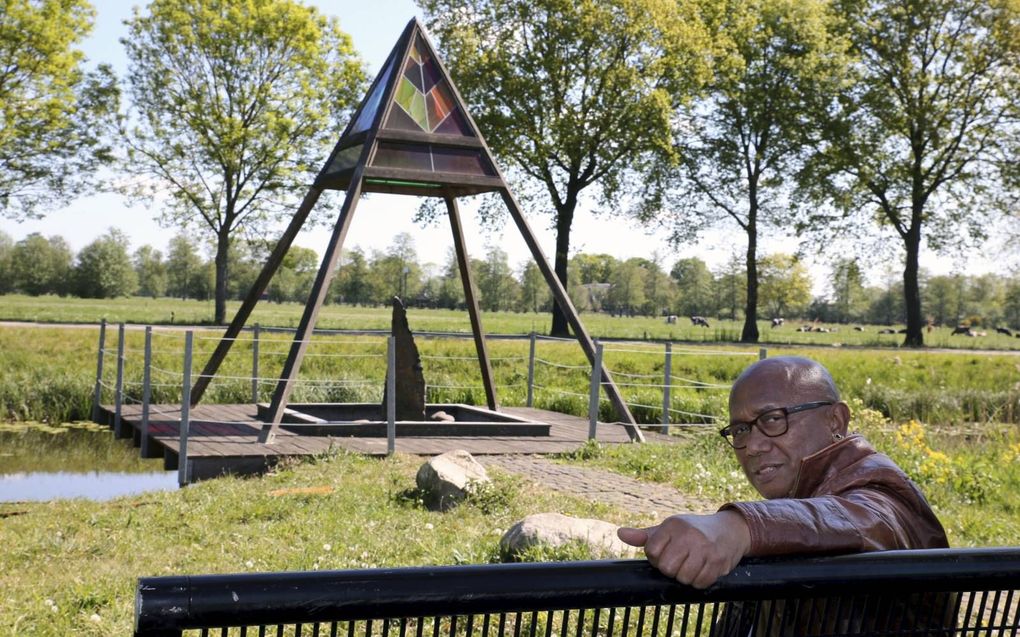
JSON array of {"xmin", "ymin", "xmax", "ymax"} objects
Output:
[
  {"xmin": 91, "ymin": 318, "xmax": 107, "ymax": 422},
  {"xmin": 114, "ymin": 323, "xmax": 127, "ymax": 438},
  {"xmin": 526, "ymin": 331, "xmax": 537, "ymax": 407},
  {"xmin": 759, "ymin": 347, "xmax": 768, "ymax": 360},
  {"xmin": 252, "ymin": 323, "xmax": 261, "ymax": 404},
  {"xmin": 587, "ymin": 341, "xmax": 604, "ymax": 440},
  {"xmin": 660, "ymin": 342, "xmax": 672, "ymax": 435},
  {"xmin": 386, "ymin": 336, "xmax": 396, "ymax": 456},
  {"xmin": 141, "ymin": 326, "xmax": 152, "ymax": 457},
  {"xmin": 179, "ymin": 331, "xmax": 193, "ymax": 487}
]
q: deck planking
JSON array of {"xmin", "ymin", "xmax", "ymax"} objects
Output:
[{"xmin": 96, "ymin": 402, "xmax": 644, "ymax": 482}]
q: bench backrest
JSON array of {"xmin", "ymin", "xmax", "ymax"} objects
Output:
[{"xmin": 135, "ymin": 547, "xmax": 1020, "ymax": 637}]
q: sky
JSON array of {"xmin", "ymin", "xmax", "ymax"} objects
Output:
[{"xmin": 0, "ymin": 0, "xmax": 1011, "ymax": 293}]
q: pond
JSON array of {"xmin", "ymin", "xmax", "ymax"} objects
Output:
[{"xmin": 0, "ymin": 421, "xmax": 178, "ymax": 502}]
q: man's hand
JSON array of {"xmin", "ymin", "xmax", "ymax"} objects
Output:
[{"xmin": 617, "ymin": 510, "xmax": 751, "ymax": 589}]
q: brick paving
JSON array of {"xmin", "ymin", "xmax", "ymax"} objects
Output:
[{"xmin": 480, "ymin": 454, "xmax": 715, "ymax": 518}]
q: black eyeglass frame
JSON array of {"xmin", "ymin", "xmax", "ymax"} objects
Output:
[{"xmin": 719, "ymin": 401, "xmax": 834, "ymax": 449}]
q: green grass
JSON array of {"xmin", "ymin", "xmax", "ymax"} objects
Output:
[
  {"xmin": 0, "ymin": 450, "xmax": 634, "ymax": 637},
  {"xmin": 3, "ymin": 293, "xmax": 1020, "ymax": 350}
]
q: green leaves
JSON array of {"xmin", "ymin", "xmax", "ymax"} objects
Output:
[{"xmin": 0, "ymin": 0, "xmax": 119, "ymax": 219}]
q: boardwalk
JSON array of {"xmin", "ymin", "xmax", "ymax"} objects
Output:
[{"xmin": 97, "ymin": 403, "xmax": 644, "ymax": 482}]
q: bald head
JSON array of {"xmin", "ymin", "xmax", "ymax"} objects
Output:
[{"xmin": 730, "ymin": 357, "xmax": 840, "ymax": 408}]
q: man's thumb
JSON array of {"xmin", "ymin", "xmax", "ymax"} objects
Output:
[{"xmin": 617, "ymin": 526, "xmax": 650, "ymax": 547}]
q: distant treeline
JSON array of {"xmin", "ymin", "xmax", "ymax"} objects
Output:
[{"xmin": 2, "ymin": 228, "xmax": 1019, "ymax": 329}]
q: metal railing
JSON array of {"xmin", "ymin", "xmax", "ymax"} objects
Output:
[{"xmin": 134, "ymin": 547, "xmax": 1020, "ymax": 637}]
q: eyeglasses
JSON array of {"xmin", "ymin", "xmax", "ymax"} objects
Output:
[{"xmin": 719, "ymin": 401, "xmax": 834, "ymax": 449}]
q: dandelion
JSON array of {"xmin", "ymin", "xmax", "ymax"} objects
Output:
[
  {"xmin": 322, "ymin": 543, "xmax": 332, "ymax": 552},
  {"xmin": 244, "ymin": 560, "xmax": 254, "ymax": 568},
  {"xmin": 424, "ymin": 523, "xmax": 434, "ymax": 530},
  {"xmin": 90, "ymin": 614, "xmax": 102, "ymax": 623}
]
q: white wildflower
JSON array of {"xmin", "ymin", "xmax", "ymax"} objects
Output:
[{"xmin": 90, "ymin": 614, "xmax": 102, "ymax": 623}]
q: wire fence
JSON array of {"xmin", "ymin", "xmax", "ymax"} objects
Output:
[{"xmin": 91, "ymin": 322, "xmax": 765, "ymax": 482}]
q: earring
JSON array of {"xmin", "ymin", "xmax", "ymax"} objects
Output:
[{"xmin": 832, "ymin": 432, "xmax": 844, "ymax": 442}]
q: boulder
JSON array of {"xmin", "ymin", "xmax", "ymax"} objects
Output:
[
  {"xmin": 499, "ymin": 512, "xmax": 638, "ymax": 561},
  {"xmin": 416, "ymin": 450, "xmax": 490, "ymax": 510}
]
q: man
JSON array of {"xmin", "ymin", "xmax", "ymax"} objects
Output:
[{"xmin": 618, "ymin": 356, "xmax": 950, "ymax": 633}]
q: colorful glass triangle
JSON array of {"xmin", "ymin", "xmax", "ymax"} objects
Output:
[{"xmin": 384, "ymin": 35, "xmax": 473, "ymax": 136}]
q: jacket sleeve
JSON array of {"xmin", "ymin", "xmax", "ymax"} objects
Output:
[{"xmin": 720, "ymin": 483, "xmax": 932, "ymax": 556}]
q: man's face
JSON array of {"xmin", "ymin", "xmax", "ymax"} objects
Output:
[{"xmin": 728, "ymin": 368, "xmax": 838, "ymax": 499}]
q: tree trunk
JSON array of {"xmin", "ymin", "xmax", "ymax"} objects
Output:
[
  {"xmin": 741, "ymin": 204, "xmax": 759, "ymax": 343},
  {"xmin": 214, "ymin": 228, "xmax": 230, "ymax": 325},
  {"xmin": 550, "ymin": 201, "xmax": 576, "ymax": 337},
  {"xmin": 902, "ymin": 223, "xmax": 924, "ymax": 347}
]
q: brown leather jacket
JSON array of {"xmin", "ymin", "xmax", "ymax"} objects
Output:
[
  {"xmin": 715, "ymin": 434, "xmax": 951, "ymax": 636},
  {"xmin": 721, "ymin": 434, "xmax": 948, "ymax": 555}
]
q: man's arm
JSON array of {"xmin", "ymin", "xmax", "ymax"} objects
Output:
[{"xmin": 617, "ymin": 510, "xmax": 751, "ymax": 589}]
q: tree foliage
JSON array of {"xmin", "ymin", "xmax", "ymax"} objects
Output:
[
  {"xmin": 656, "ymin": 0, "xmax": 849, "ymax": 342},
  {"xmin": 799, "ymin": 0, "xmax": 1020, "ymax": 346},
  {"xmin": 74, "ymin": 228, "xmax": 138, "ymax": 298},
  {"xmin": 121, "ymin": 0, "xmax": 366, "ymax": 323},
  {"xmin": 418, "ymin": 0, "xmax": 709, "ymax": 335},
  {"xmin": 0, "ymin": 0, "xmax": 118, "ymax": 219}
]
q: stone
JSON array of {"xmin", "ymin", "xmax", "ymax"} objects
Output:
[
  {"xmin": 382, "ymin": 297, "xmax": 426, "ymax": 421},
  {"xmin": 499, "ymin": 512, "xmax": 638, "ymax": 561},
  {"xmin": 430, "ymin": 410, "xmax": 455, "ymax": 422},
  {"xmin": 416, "ymin": 450, "xmax": 490, "ymax": 511}
]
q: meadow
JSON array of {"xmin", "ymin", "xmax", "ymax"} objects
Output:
[
  {"xmin": 1, "ymin": 298, "xmax": 1018, "ymax": 636},
  {"xmin": 3, "ymin": 293, "xmax": 1020, "ymax": 350}
]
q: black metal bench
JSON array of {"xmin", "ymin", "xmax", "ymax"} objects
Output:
[{"xmin": 135, "ymin": 547, "xmax": 1020, "ymax": 637}]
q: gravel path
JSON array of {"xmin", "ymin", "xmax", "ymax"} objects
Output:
[{"xmin": 480, "ymin": 454, "xmax": 715, "ymax": 518}]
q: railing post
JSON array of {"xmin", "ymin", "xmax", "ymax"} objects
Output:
[
  {"xmin": 759, "ymin": 347, "xmax": 768, "ymax": 360},
  {"xmin": 587, "ymin": 341, "xmax": 603, "ymax": 440},
  {"xmin": 114, "ymin": 323, "xmax": 127, "ymax": 438},
  {"xmin": 91, "ymin": 318, "xmax": 107, "ymax": 422},
  {"xmin": 252, "ymin": 323, "xmax": 261, "ymax": 404},
  {"xmin": 141, "ymin": 326, "xmax": 152, "ymax": 457},
  {"xmin": 179, "ymin": 331, "xmax": 193, "ymax": 487},
  {"xmin": 660, "ymin": 342, "xmax": 672, "ymax": 435},
  {"xmin": 526, "ymin": 331, "xmax": 537, "ymax": 407},
  {"xmin": 386, "ymin": 336, "xmax": 396, "ymax": 456}
]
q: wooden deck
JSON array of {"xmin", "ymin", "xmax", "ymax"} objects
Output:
[{"xmin": 95, "ymin": 403, "xmax": 640, "ymax": 482}]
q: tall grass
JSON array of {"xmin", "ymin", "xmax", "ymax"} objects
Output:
[{"xmin": 2, "ymin": 326, "xmax": 1018, "ymax": 426}]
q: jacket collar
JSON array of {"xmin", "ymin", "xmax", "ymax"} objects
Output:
[{"xmin": 790, "ymin": 434, "xmax": 875, "ymax": 498}]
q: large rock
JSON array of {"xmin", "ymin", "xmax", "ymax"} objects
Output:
[
  {"xmin": 499, "ymin": 512, "xmax": 638, "ymax": 561},
  {"xmin": 416, "ymin": 450, "xmax": 490, "ymax": 511}
]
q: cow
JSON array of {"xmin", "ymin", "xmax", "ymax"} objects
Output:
[
  {"xmin": 951, "ymin": 325, "xmax": 974, "ymax": 336},
  {"xmin": 665, "ymin": 315, "xmax": 678, "ymax": 324},
  {"xmin": 853, "ymin": 326, "xmax": 865, "ymax": 331},
  {"xmin": 771, "ymin": 317, "xmax": 785, "ymax": 328},
  {"xmin": 877, "ymin": 328, "xmax": 896, "ymax": 334},
  {"xmin": 995, "ymin": 327, "xmax": 1013, "ymax": 337},
  {"xmin": 690, "ymin": 316, "xmax": 710, "ymax": 327}
]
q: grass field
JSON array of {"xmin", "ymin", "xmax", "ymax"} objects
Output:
[{"xmin": 3, "ymin": 293, "xmax": 1020, "ymax": 350}]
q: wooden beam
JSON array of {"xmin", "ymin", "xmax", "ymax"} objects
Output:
[
  {"xmin": 445, "ymin": 196, "xmax": 498, "ymax": 411},
  {"xmin": 190, "ymin": 186, "xmax": 324, "ymax": 405},
  {"xmin": 261, "ymin": 171, "xmax": 367, "ymax": 443},
  {"xmin": 497, "ymin": 188, "xmax": 643, "ymax": 442}
]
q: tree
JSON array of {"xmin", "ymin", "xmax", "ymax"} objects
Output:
[
  {"xmin": 757, "ymin": 253, "xmax": 812, "ymax": 319},
  {"xmin": 332, "ymin": 247, "xmax": 371, "ymax": 306},
  {"xmin": 74, "ymin": 228, "xmax": 138, "ymax": 298},
  {"xmin": 606, "ymin": 259, "xmax": 647, "ymax": 316},
  {"xmin": 0, "ymin": 0, "xmax": 118, "ymax": 219},
  {"xmin": 713, "ymin": 252, "xmax": 746, "ymax": 320},
  {"xmin": 367, "ymin": 233, "xmax": 423, "ymax": 304},
  {"xmin": 9, "ymin": 233, "xmax": 72, "ymax": 295},
  {"xmin": 0, "ymin": 232, "xmax": 13, "ymax": 294},
  {"xmin": 799, "ymin": 0, "xmax": 1020, "ymax": 346},
  {"xmin": 518, "ymin": 260, "xmax": 551, "ymax": 313},
  {"xmin": 419, "ymin": 0, "xmax": 708, "ymax": 336},
  {"xmin": 1003, "ymin": 276, "xmax": 1020, "ymax": 330},
  {"xmin": 134, "ymin": 245, "xmax": 167, "ymax": 298},
  {"xmin": 830, "ymin": 258, "xmax": 867, "ymax": 323},
  {"xmin": 670, "ymin": 256, "xmax": 715, "ymax": 317},
  {"xmin": 477, "ymin": 246, "xmax": 519, "ymax": 311},
  {"xmin": 656, "ymin": 0, "xmax": 849, "ymax": 342},
  {"xmin": 267, "ymin": 246, "xmax": 317, "ymax": 303},
  {"xmin": 924, "ymin": 274, "xmax": 964, "ymax": 326},
  {"xmin": 165, "ymin": 233, "xmax": 205, "ymax": 300},
  {"xmin": 121, "ymin": 0, "xmax": 366, "ymax": 323}
]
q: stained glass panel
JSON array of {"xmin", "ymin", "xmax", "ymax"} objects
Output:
[
  {"xmin": 324, "ymin": 144, "xmax": 362, "ymax": 174},
  {"xmin": 384, "ymin": 35, "xmax": 474, "ymax": 137},
  {"xmin": 350, "ymin": 55, "xmax": 394, "ymax": 135},
  {"xmin": 372, "ymin": 142, "xmax": 434, "ymax": 171},
  {"xmin": 370, "ymin": 142, "xmax": 494, "ymax": 177}
]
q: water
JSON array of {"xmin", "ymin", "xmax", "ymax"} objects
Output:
[
  {"xmin": 0, "ymin": 470, "xmax": 178, "ymax": 502},
  {"xmin": 0, "ymin": 422, "xmax": 180, "ymax": 502}
]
